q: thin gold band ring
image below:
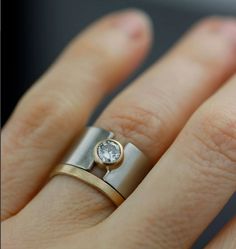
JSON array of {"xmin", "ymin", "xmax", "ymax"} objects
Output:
[{"xmin": 51, "ymin": 164, "xmax": 125, "ymax": 206}]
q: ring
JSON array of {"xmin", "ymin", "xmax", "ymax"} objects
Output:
[{"xmin": 50, "ymin": 127, "xmax": 150, "ymax": 206}]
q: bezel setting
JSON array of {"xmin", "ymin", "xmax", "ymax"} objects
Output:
[{"xmin": 94, "ymin": 139, "xmax": 124, "ymax": 170}]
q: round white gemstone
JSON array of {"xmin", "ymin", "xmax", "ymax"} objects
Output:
[{"xmin": 97, "ymin": 140, "xmax": 121, "ymax": 164}]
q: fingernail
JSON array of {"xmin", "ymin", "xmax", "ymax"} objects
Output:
[
  {"xmin": 113, "ymin": 10, "xmax": 152, "ymax": 38},
  {"xmin": 219, "ymin": 19, "xmax": 236, "ymax": 43}
]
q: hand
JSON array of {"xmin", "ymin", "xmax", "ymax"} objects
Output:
[{"xmin": 2, "ymin": 9, "xmax": 236, "ymax": 249}]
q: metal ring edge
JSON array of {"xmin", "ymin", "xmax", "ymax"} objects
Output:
[{"xmin": 50, "ymin": 164, "xmax": 125, "ymax": 206}]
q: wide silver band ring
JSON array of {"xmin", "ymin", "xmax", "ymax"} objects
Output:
[{"xmin": 51, "ymin": 127, "xmax": 150, "ymax": 205}]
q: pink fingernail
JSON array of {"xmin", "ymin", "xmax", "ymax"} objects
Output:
[{"xmin": 114, "ymin": 10, "xmax": 151, "ymax": 38}]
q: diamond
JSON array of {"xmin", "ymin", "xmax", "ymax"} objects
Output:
[{"xmin": 96, "ymin": 139, "xmax": 122, "ymax": 165}]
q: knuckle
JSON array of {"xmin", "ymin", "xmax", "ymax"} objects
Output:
[
  {"xmin": 101, "ymin": 104, "xmax": 166, "ymax": 161},
  {"xmin": 190, "ymin": 108, "xmax": 236, "ymax": 177},
  {"xmin": 13, "ymin": 93, "xmax": 79, "ymax": 148}
]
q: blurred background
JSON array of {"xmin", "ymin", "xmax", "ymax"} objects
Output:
[{"xmin": 3, "ymin": 1, "xmax": 236, "ymax": 248}]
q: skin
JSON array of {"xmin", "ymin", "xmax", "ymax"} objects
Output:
[{"xmin": 2, "ymin": 9, "xmax": 236, "ymax": 249}]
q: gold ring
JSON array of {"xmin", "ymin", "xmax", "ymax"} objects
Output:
[{"xmin": 51, "ymin": 164, "xmax": 124, "ymax": 206}]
